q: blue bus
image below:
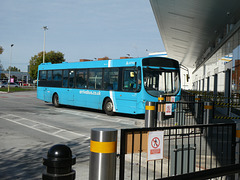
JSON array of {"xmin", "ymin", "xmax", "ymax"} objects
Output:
[{"xmin": 37, "ymin": 57, "xmax": 181, "ymax": 115}]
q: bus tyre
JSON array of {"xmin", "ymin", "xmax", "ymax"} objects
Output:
[
  {"xmin": 53, "ymin": 94, "xmax": 60, "ymax": 108},
  {"xmin": 104, "ymin": 99, "xmax": 114, "ymax": 116}
]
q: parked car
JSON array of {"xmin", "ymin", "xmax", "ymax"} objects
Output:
[
  {"xmin": 0, "ymin": 82, "xmax": 20, "ymax": 88},
  {"xmin": 0, "ymin": 80, "xmax": 7, "ymax": 84}
]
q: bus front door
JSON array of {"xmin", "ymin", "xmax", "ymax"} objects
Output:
[{"xmin": 116, "ymin": 68, "xmax": 139, "ymax": 114}]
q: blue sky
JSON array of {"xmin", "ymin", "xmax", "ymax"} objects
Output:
[{"xmin": 0, "ymin": 0, "xmax": 164, "ymax": 72}]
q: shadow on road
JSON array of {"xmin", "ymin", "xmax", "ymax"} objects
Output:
[{"xmin": 0, "ymin": 139, "xmax": 90, "ymax": 180}]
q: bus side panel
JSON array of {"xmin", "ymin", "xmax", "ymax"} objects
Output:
[
  {"xmin": 44, "ymin": 88, "xmax": 54, "ymax": 103},
  {"xmin": 136, "ymin": 95, "xmax": 146, "ymax": 114},
  {"xmin": 73, "ymin": 90, "xmax": 87, "ymax": 107},
  {"xmin": 101, "ymin": 91, "xmax": 156, "ymax": 115},
  {"xmin": 114, "ymin": 92, "xmax": 138, "ymax": 114},
  {"xmin": 74, "ymin": 89, "xmax": 101, "ymax": 109},
  {"xmin": 37, "ymin": 87, "xmax": 57, "ymax": 103},
  {"xmin": 41, "ymin": 88, "xmax": 74, "ymax": 106},
  {"xmin": 59, "ymin": 88, "xmax": 71, "ymax": 106},
  {"xmin": 97, "ymin": 91, "xmax": 140, "ymax": 114},
  {"xmin": 37, "ymin": 87, "xmax": 45, "ymax": 101}
]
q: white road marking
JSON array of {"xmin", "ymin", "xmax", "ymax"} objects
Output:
[
  {"xmin": 54, "ymin": 108, "xmax": 138, "ymax": 125},
  {"xmin": 0, "ymin": 114, "xmax": 90, "ymax": 141}
]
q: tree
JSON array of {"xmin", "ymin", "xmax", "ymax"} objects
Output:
[
  {"xmin": 6, "ymin": 66, "xmax": 21, "ymax": 72},
  {"xmin": 29, "ymin": 51, "xmax": 65, "ymax": 80},
  {"xmin": 0, "ymin": 46, "xmax": 3, "ymax": 54},
  {"xmin": 1, "ymin": 73, "xmax": 7, "ymax": 79},
  {"xmin": 0, "ymin": 46, "xmax": 3, "ymax": 72}
]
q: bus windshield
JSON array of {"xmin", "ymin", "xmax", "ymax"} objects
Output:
[{"xmin": 143, "ymin": 67, "xmax": 180, "ymax": 97}]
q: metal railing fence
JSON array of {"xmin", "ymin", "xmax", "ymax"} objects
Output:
[
  {"xmin": 119, "ymin": 123, "xmax": 236, "ymax": 180},
  {"xmin": 157, "ymin": 163, "xmax": 240, "ymax": 180},
  {"xmin": 182, "ymin": 90, "xmax": 240, "ymax": 117},
  {"xmin": 156, "ymin": 101, "xmax": 204, "ymax": 127}
]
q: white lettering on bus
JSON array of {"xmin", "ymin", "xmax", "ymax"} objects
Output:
[
  {"xmin": 126, "ymin": 61, "xmax": 135, "ymax": 65},
  {"xmin": 79, "ymin": 90, "xmax": 101, "ymax": 95}
]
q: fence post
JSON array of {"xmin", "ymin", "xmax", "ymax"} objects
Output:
[
  {"xmin": 204, "ymin": 102, "xmax": 213, "ymax": 124},
  {"xmin": 42, "ymin": 144, "xmax": 76, "ymax": 180},
  {"xmin": 235, "ymin": 123, "xmax": 240, "ymax": 179},
  {"xmin": 89, "ymin": 128, "xmax": 117, "ymax": 180},
  {"xmin": 195, "ymin": 95, "xmax": 201, "ymax": 119},
  {"xmin": 157, "ymin": 95, "xmax": 164, "ymax": 125},
  {"xmin": 145, "ymin": 101, "xmax": 156, "ymax": 127}
]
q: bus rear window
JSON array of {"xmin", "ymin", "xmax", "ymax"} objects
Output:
[{"xmin": 39, "ymin": 70, "xmax": 47, "ymax": 80}]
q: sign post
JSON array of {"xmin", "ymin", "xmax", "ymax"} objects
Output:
[{"xmin": 148, "ymin": 131, "xmax": 164, "ymax": 161}]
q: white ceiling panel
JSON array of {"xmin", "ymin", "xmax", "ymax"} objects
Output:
[{"xmin": 150, "ymin": 0, "xmax": 240, "ymax": 68}]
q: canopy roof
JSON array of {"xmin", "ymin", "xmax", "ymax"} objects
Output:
[{"xmin": 150, "ymin": 0, "xmax": 240, "ymax": 68}]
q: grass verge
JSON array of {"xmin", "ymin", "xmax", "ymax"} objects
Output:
[{"xmin": 0, "ymin": 87, "xmax": 36, "ymax": 92}]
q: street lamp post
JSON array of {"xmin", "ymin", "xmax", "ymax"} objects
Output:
[
  {"xmin": 8, "ymin": 44, "xmax": 14, "ymax": 93},
  {"xmin": 43, "ymin": 26, "xmax": 48, "ymax": 63}
]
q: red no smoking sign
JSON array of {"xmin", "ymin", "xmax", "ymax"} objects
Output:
[
  {"xmin": 148, "ymin": 131, "xmax": 164, "ymax": 161},
  {"xmin": 150, "ymin": 137, "xmax": 161, "ymax": 155},
  {"xmin": 151, "ymin": 137, "xmax": 160, "ymax": 148}
]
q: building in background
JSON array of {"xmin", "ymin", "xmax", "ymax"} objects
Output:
[{"xmin": 0, "ymin": 71, "xmax": 31, "ymax": 85}]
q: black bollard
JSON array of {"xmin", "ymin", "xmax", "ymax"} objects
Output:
[{"xmin": 42, "ymin": 144, "xmax": 76, "ymax": 180}]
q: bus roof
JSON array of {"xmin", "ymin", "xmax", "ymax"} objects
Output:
[{"xmin": 38, "ymin": 57, "xmax": 179, "ymax": 70}]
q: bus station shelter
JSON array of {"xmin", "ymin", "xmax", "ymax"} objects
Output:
[{"xmin": 150, "ymin": 0, "xmax": 240, "ymax": 97}]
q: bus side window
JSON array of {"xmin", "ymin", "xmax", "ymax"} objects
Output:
[
  {"xmin": 89, "ymin": 69, "xmax": 102, "ymax": 89},
  {"xmin": 103, "ymin": 68, "xmax": 119, "ymax": 91},
  {"xmin": 123, "ymin": 68, "xmax": 137, "ymax": 91},
  {"xmin": 63, "ymin": 70, "xmax": 68, "ymax": 88},
  {"xmin": 47, "ymin": 70, "xmax": 52, "ymax": 81},
  {"xmin": 69, "ymin": 70, "xmax": 75, "ymax": 88},
  {"xmin": 76, "ymin": 69, "xmax": 87, "ymax": 89},
  {"xmin": 53, "ymin": 70, "xmax": 62, "ymax": 81}
]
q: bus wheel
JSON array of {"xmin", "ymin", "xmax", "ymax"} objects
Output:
[
  {"xmin": 53, "ymin": 93, "xmax": 60, "ymax": 107},
  {"xmin": 104, "ymin": 99, "xmax": 114, "ymax": 116}
]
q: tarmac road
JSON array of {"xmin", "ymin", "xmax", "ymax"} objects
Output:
[{"xmin": 0, "ymin": 91, "xmax": 144, "ymax": 179}]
